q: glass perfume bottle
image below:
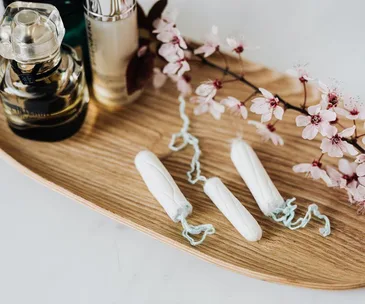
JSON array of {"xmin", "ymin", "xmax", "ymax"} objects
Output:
[
  {"xmin": 84, "ymin": 0, "xmax": 142, "ymax": 110},
  {"xmin": 0, "ymin": 2, "xmax": 89, "ymax": 141},
  {"xmin": 3, "ymin": 0, "xmax": 91, "ymax": 81}
]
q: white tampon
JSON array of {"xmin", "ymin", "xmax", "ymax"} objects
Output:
[
  {"xmin": 231, "ymin": 138, "xmax": 284, "ymax": 215},
  {"xmin": 135, "ymin": 150, "xmax": 192, "ymax": 222},
  {"xmin": 135, "ymin": 150, "xmax": 215, "ymax": 245},
  {"xmin": 230, "ymin": 138, "xmax": 331, "ymax": 237},
  {"xmin": 204, "ymin": 177, "xmax": 262, "ymax": 241}
]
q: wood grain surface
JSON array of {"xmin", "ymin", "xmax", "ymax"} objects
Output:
[{"xmin": 1, "ymin": 55, "xmax": 365, "ymax": 290}]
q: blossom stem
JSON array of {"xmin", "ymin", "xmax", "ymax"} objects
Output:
[
  {"xmin": 222, "ymin": 79, "xmax": 239, "ymax": 84},
  {"xmin": 238, "ymin": 54, "xmax": 245, "ymax": 76},
  {"xmin": 353, "ymin": 120, "xmax": 358, "ymax": 138},
  {"xmin": 356, "ymin": 133, "xmax": 365, "ymax": 139},
  {"xmin": 318, "ymin": 153, "xmax": 324, "ymax": 163},
  {"xmin": 271, "ymin": 119, "xmax": 280, "ymax": 127},
  {"xmin": 302, "ymin": 82, "xmax": 307, "ymax": 109},
  {"xmin": 242, "ymin": 91, "xmax": 258, "ymax": 104},
  {"xmin": 217, "ymin": 50, "xmax": 229, "ymax": 71}
]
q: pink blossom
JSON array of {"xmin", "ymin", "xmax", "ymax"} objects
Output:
[
  {"xmin": 191, "ymin": 96, "xmax": 224, "ymax": 120},
  {"xmin": 318, "ymin": 81, "xmax": 342, "ymax": 110},
  {"xmin": 250, "ymin": 88, "xmax": 284, "ymax": 122},
  {"xmin": 226, "ymin": 35, "xmax": 246, "ymax": 54},
  {"xmin": 327, "ymin": 159, "xmax": 363, "ymax": 201},
  {"xmin": 153, "ymin": 68, "xmax": 168, "ymax": 89},
  {"xmin": 195, "ymin": 79, "xmax": 222, "ymax": 99},
  {"xmin": 295, "ymin": 104, "xmax": 336, "ymax": 140},
  {"xmin": 287, "ymin": 63, "xmax": 312, "ymax": 83},
  {"xmin": 170, "ymin": 74, "xmax": 192, "ymax": 97},
  {"xmin": 158, "ymin": 43, "xmax": 180, "ymax": 59},
  {"xmin": 335, "ymin": 96, "xmax": 365, "ymax": 120},
  {"xmin": 293, "ymin": 160, "xmax": 331, "ymax": 185},
  {"xmin": 220, "ymin": 96, "xmax": 248, "ymax": 119},
  {"xmin": 320, "ymin": 126, "xmax": 358, "ymax": 157},
  {"xmin": 152, "ymin": 10, "xmax": 178, "ymax": 33},
  {"xmin": 355, "ymin": 155, "xmax": 365, "ymax": 186},
  {"xmin": 194, "ymin": 26, "xmax": 220, "ymax": 58},
  {"xmin": 248, "ymin": 120, "xmax": 284, "ymax": 146},
  {"xmin": 163, "ymin": 49, "xmax": 190, "ymax": 76},
  {"xmin": 157, "ymin": 27, "xmax": 187, "ymax": 50}
]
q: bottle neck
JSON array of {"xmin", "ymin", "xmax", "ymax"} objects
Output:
[{"xmin": 11, "ymin": 49, "xmax": 62, "ymax": 85}]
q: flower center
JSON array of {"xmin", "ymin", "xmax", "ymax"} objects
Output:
[
  {"xmin": 327, "ymin": 92, "xmax": 339, "ymax": 108},
  {"xmin": 350, "ymin": 108, "xmax": 359, "ymax": 115},
  {"xmin": 269, "ymin": 97, "xmax": 279, "ymax": 108},
  {"xmin": 234, "ymin": 45, "xmax": 244, "ymax": 54},
  {"xmin": 213, "ymin": 79, "xmax": 223, "ymax": 89},
  {"xmin": 171, "ymin": 36, "xmax": 180, "ymax": 45},
  {"xmin": 331, "ymin": 134, "xmax": 341, "ymax": 145},
  {"xmin": 342, "ymin": 173, "xmax": 358, "ymax": 185},
  {"xmin": 311, "ymin": 160, "xmax": 322, "ymax": 168},
  {"xmin": 310, "ymin": 114, "xmax": 322, "ymax": 125},
  {"xmin": 299, "ymin": 76, "xmax": 307, "ymax": 83},
  {"xmin": 267, "ymin": 123, "xmax": 276, "ymax": 132}
]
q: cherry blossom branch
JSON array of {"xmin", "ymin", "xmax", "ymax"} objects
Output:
[
  {"xmin": 192, "ymin": 50, "xmax": 308, "ymax": 115},
  {"xmin": 189, "ymin": 44, "xmax": 365, "ymax": 154}
]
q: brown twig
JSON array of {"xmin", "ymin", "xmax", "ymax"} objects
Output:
[{"xmin": 302, "ymin": 82, "xmax": 307, "ymax": 109}]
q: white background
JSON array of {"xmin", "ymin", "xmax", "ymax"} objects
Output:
[{"xmin": 1, "ymin": 0, "xmax": 365, "ymax": 303}]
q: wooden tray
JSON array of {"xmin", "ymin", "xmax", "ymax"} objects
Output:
[{"xmin": 1, "ymin": 55, "xmax": 365, "ymax": 290}]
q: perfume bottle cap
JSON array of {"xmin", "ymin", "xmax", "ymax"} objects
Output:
[
  {"xmin": 84, "ymin": 0, "xmax": 136, "ymax": 22},
  {"xmin": 0, "ymin": 1, "xmax": 65, "ymax": 64}
]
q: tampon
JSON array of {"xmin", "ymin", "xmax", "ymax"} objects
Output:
[
  {"xmin": 204, "ymin": 177, "xmax": 262, "ymax": 241},
  {"xmin": 135, "ymin": 150, "xmax": 215, "ymax": 245},
  {"xmin": 231, "ymin": 138, "xmax": 284, "ymax": 215}
]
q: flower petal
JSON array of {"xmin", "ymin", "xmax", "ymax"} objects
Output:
[
  {"xmin": 196, "ymin": 83, "xmax": 215, "ymax": 97},
  {"xmin": 163, "ymin": 62, "xmax": 179, "ymax": 75},
  {"xmin": 261, "ymin": 111, "xmax": 272, "ymax": 123},
  {"xmin": 194, "ymin": 103, "xmax": 209, "ymax": 116},
  {"xmin": 356, "ymin": 163, "xmax": 365, "ymax": 177},
  {"xmin": 308, "ymin": 104, "xmax": 321, "ymax": 115},
  {"xmin": 342, "ymin": 141, "xmax": 358, "ymax": 156},
  {"xmin": 339, "ymin": 126, "xmax": 356, "ymax": 138},
  {"xmin": 259, "ymin": 88, "xmax": 274, "ymax": 99},
  {"xmin": 339, "ymin": 159, "xmax": 354, "ymax": 175},
  {"xmin": 320, "ymin": 110, "xmax": 337, "ymax": 122},
  {"xmin": 240, "ymin": 106, "xmax": 248, "ymax": 119},
  {"xmin": 296, "ymin": 115, "xmax": 310, "ymax": 127},
  {"xmin": 221, "ymin": 96, "xmax": 239, "ymax": 108},
  {"xmin": 327, "ymin": 144, "xmax": 344, "ymax": 157},
  {"xmin": 273, "ymin": 106, "xmax": 284, "ymax": 120},
  {"xmin": 293, "ymin": 163, "xmax": 312, "ymax": 173},
  {"xmin": 302, "ymin": 124, "xmax": 318, "ymax": 140}
]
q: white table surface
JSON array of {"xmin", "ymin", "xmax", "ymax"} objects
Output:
[{"xmin": 1, "ymin": 0, "xmax": 365, "ymax": 303}]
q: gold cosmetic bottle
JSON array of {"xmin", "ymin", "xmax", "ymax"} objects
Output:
[
  {"xmin": 0, "ymin": 2, "xmax": 89, "ymax": 141},
  {"xmin": 84, "ymin": 0, "xmax": 142, "ymax": 111}
]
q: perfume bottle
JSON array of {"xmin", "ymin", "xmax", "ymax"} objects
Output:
[
  {"xmin": 84, "ymin": 0, "xmax": 141, "ymax": 110},
  {"xmin": 3, "ymin": 0, "xmax": 91, "ymax": 81},
  {"xmin": 0, "ymin": 2, "xmax": 89, "ymax": 141}
]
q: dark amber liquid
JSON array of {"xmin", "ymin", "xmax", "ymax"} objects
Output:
[{"xmin": 8, "ymin": 103, "xmax": 88, "ymax": 141}]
